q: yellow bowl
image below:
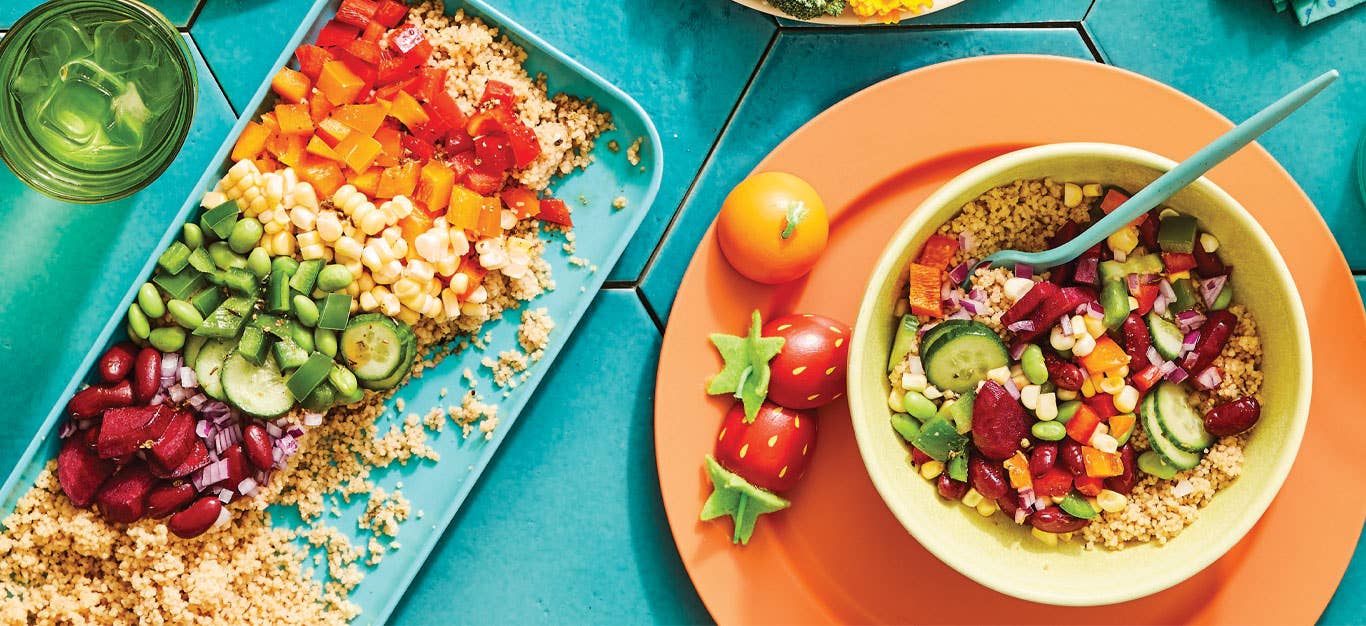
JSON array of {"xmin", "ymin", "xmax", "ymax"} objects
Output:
[{"xmin": 847, "ymin": 142, "xmax": 1312, "ymax": 606}]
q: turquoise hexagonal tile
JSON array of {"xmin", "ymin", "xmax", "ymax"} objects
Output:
[
  {"xmin": 190, "ymin": 0, "xmax": 317, "ymax": 113},
  {"xmin": 1358, "ymin": 275, "xmax": 1365, "ymax": 305},
  {"xmin": 389, "ymin": 288, "xmax": 710, "ymax": 625},
  {"xmin": 1323, "ymin": 524, "xmax": 1366, "ymax": 625},
  {"xmin": 775, "ymin": 0, "xmax": 1095, "ymax": 26},
  {"xmin": 485, "ymin": 0, "xmax": 776, "ymax": 283},
  {"xmin": 1086, "ymin": 0, "xmax": 1366, "ymax": 269},
  {"xmin": 0, "ymin": 35, "xmax": 235, "ymax": 475},
  {"xmin": 639, "ymin": 28, "xmax": 1095, "ymax": 322},
  {"xmin": 0, "ymin": 0, "xmax": 200, "ymax": 28}
]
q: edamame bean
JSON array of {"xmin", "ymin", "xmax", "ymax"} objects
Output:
[
  {"xmin": 1056, "ymin": 400, "xmax": 1082, "ymax": 424},
  {"xmin": 127, "ymin": 303, "xmax": 151, "ymax": 339},
  {"xmin": 1021, "ymin": 344, "xmax": 1048, "ymax": 385},
  {"xmin": 271, "ymin": 256, "xmax": 299, "ymax": 277},
  {"xmin": 329, "ymin": 365, "xmax": 359, "ymax": 398},
  {"xmin": 137, "ymin": 283, "xmax": 166, "ymax": 318},
  {"xmin": 314, "ymin": 327, "xmax": 338, "ymax": 358},
  {"xmin": 228, "ymin": 218, "xmax": 264, "ymax": 254},
  {"xmin": 181, "ymin": 223, "xmax": 204, "ymax": 249},
  {"xmin": 247, "ymin": 247, "xmax": 272, "ymax": 279},
  {"xmin": 1031, "ymin": 420, "xmax": 1066, "ymax": 441},
  {"xmin": 316, "ymin": 264, "xmax": 353, "ymax": 292},
  {"xmin": 166, "ymin": 299, "xmax": 204, "ymax": 330},
  {"xmin": 292, "ymin": 323, "xmax": 315, "ymax": 352},
  {"xmin": 292, "ymin": 295, "xmax": 320, "ymax": 327},
  {"xmin": 301, "ymin": 382, "xmax": 336, "ymax": 412},
  {"xmin": 209, "ymin": 242, "xmax": 247, "ymax": 270},
  {"xmin": 148, "ymin": 327, "xmax": 187, "ymax": 352},
  {"xmin": 890, "ymin": 413, "xmax": 920, "ymax": 443},
  {"xmin": 901, "ymin": 391, "xmax": 937, "ymax": 421}
]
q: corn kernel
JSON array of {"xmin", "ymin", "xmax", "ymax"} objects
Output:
[
  {"xmin": 1063, "ymin": 183, "xmax": 1083, "ymax": 208},
  {"xmin": 962, "ymin": 488, "xmax": 984, "ymax": 508},
  {"xmin": 986, "ymin": 366, "xmax": 1012, "ymax": 384},
  {"xmin": 391, "ymin": 238, "xmax": 408, "ymax": 259},
  {"xmin": 343, "ymin": 260, "xmax": 363, "ymax": 279},
  {"xmin": 1159, "ymin": 207, "xmax": 1180, "ymax": 220},
  {"xmin": 374, "ymin": 260, "xmax": 404, "ymax": 285},
  {"xmin": 420, "ymin": 296, "xmax": 442, "ymax": 318},
  {"xmin": 1097, "ymin": 489, "xmax": 1128, "ymax": 513},
  {"xmin": 919, "ymin": 460, "xmax": 944, "ymax": 480},
  {"xmin": 1032, "ymin": 527, "xmax": 1058, "ymax": 546},
  {"xmin": 405, "ymin": 260, "xmax": 435, "ymax": 283},
  {"xmin": 414, "ymin": 229, "xmax": 449, "ymax": 262},
  {"xmin": 467, "ymin": 285, "xmax": 488, "ymax": 304},
  {"xmin": 440, "ymin": 288, "xmax": 463, "ymax": 318},
  {"xmin": 975, "ymin": 499, "xmax": 998, "ymax": 517},
  {"xmin": 1098, "ymin": 375, "xmax": 1125, "ymax": 395},
  {"xmin": 1072, "ymin": 333, "xmax": 1096, "ymax": 358},
  {"xmin": 1020, "ymin": 384, "xmax": 1041, "ymax": 410},
  {"xmin": 1036, "ymin": 392, "xmax": 1057, "ymax": 421},
  {"xmin": 270, "ymin": 231, "xmax": 295, "ymax": 256},
  {"xmin": 247, "ymin": 195, "xmax": 268, "ymax": 216},
  {"xmin": 1081, "ymin": 377, "xmax": 1096, "ymax": 398},
  {"xmin": 296, "ymin": 231, "xmax": 321, "ymax": 249},
  {"xmin": 1050, "ymin": 325, "xmax": 1076, "ymax": 351},
  {"xmin": 922, "ymin": 386, "xmax": 943, "ymax": 400},
  {"xmin": 1082, "ymin": 183, "xmax": 1104, "ymax": 197},
  {"xmin": 1057, "ymin": 388, "xmax": 1077, "ymax": 401},
  {"xmin": 300, "ymin": 244, "xmax": 327, "ymax": 260},
  {"xmin": 1003, "ymin": 277, "xmax": 1035, "ymax": 302},
  {"xmin": 396, "ymin": 306, "xmax": 421, "ymax": 326},
  {"xmin": 359, "ymin": 208, "xmax": 387, "ymax": 236},
  {"xmin": 392, "ymin": 278, "xmax": 421, "ymax": 301},
  {"xmin": 434, "ymin": 255, "xmax": 459, "ymax": 277},
  {"xmin": 1091, "ymin": 432, "xmax": 1119, "ymax": 454},
  {"xmin": 902, "ymin": 372, "xmax": 928, "ymax": 392},
  {"xmin": 292, "ymin": 182, "xmax": 319, "ymax": 212},
  {"xmin": 1199, "ymin": 232, "xmax": 1220, "ymax": 253},
  {"xmin": 201, "ymin": 190, "xmax": 228, "ymax": 208},
  {"xmin": 447, "ymin": 273, "xmax": 470, "ymax": 296},
  {"xmin": 316, "ymin": 211, "xmax": 343, "ymax": 242},
  {"xmin": 380, "ymin": 292, "xmax": 400, "ymax": 317},
  {"xmin": 334, "ymin": 236, "xmax": 363, "ymax": 261},
  {"xmin": 291, "ymin": 207, "xmax": 317, "ymax": 231},
  {"xmin": 344, "ymin": 281, "xmax": 360, "ymax": 297},
  {"xmin": 1083, "ymin": 315, "xmax": 1105, "ymax": 339},
  {"xmin": 1114, "ymin": 385, "xmax": 1140, "ymax": 414},
  {"xmin": 1059, "ymin": 532, "xmax": 1074, "ymax": 542},
  {"xmin": 1107, "ymin": 225, "xmax": 1139, "ymax": 256},
  {"xmin": 888, "ymin": 389, "xmax": 905, "ymax": 412},
  {"xmin": 264, "ymin": 173, "xmax": 284, "ymax": 205},
  {"xmin": 359, "ymin": 291, "xmax": 379, "ymax": 312},
  {"xmin": 1168, "ymin": 270, "xmax": 1190, "ymax": 281},
  {"xmin": 263, "ymin": 219, "xmax": 284, "ymax": 235}
]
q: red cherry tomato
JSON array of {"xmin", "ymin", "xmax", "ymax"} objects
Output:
[
  {"xmin": 713, "ymin": 401, "xmax": 817, "ymax": 493},
  {"xmin": 761, "ymin": 314, "xmax": 850, "ymax": 409}
]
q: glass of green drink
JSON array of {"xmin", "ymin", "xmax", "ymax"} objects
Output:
[{"xmin": 0, "ymin": 0, "xmax": 196, "ymax": 203}]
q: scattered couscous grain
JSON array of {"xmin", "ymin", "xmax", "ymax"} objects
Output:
[{"xmin": 612, "ymin": 195, "xmax": 628, "ymax": 210}]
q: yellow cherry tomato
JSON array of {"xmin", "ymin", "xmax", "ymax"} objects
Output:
[{"xmin": 716, "ymin": 172, "xmax": 828, "ymax": 284}]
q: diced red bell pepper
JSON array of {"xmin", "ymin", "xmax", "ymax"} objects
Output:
[
  {"xmin": 372, "ymin": 0, "xmax": 409, "ymax": 27},
  {"xmin": 1033, "ymin": 467, "xmax": 1074, "ymax": 498},
  {"xmin": 466, "ymin": 106, "xmax": 513, "ymax": 138},
  {"xmin": 360, "ymin": 20, "xmax": 387, "ymax": 43},
  {"xmin": 426, "ymin": 91, "xmax": 468, "ymax": 135},
  {"xmin": 400, "ymin": 133, "xmax": 435, "ymax": 161},
  {"xmin": 448, "ymin": 150, "xmax": 474, "ymax": 180},
  {"xmin": 316, "ymin": 20, "xmax": 361, "ymax": 48},
  {"xmin": 500, "ymin": 186, "xmax": 540, "ymax": 219},
  {"xmin": 389, "ymin": 23, "xmax": 432, "ymax": 62},
  {"xmin": 376, "ymin": 51, "xmax": 421, "ymax": 86},
  {"xmin": 408, "ymin": 121, "xmax": 444, "ymax": 145},
  {"xmin": 1133, "ymin": 282, "xmax": 1159, "ymax": 316},
  {"xmin": 1073, "ymin": 474, "xmax": 1105, "ymax": 497},
  {"xmin": 1082, "ymin": 447, "xmax": 1124, "ymax": 478},
  {"xmin": 504, "ymin": 120, "xmax": 541, "ymax": 168},
  {"xmin": 343, "ymin": 37, "xmax": 383, "ymax": 66},
  {"xmin": 906, "ymin": 263, "xmax": 943, "ymax": 318},
  {"xmin": 1066, "ymin": 404, "xmax": 1102, "ymax": 444},
  {"xmin": 331, "ymin": 47, "xmax": 377, "ymax": 87},
  {"xmin": 474, "ymin": 135, "xmax": 514, "ymax": 174},
  {"xmin": 444, "ymin": 129, "xmax": 474, "ymax": 155},
  {"xmin": 480, "ymin": 80, "xmax": 518, "ymax": 108},
  {"xmin": 335, "ymin": 0, "xmax": 379, "ymax": 27},
  {"xmin": 414, "ymin": 67, "xmax": 448, "ymax": 102},
  {"xmin": 464, "ymin": 167, "xmax": 504, "ymax": 196},
  {"xmin": 917, "ymin": 233, "xmax": 960, "ymax": 270},
  {"xmin": 1100, "ymin": 188, "xmax": 1129, "ymax": 213},
  {"xmin": 1161, "ymin": 252, "xmax": 1198, "ymax": 274},
  {"xmin": 1082, "ymin": 394, "xmax": 1118, "ymax": 421},
  {"xmin": 1131, "ymin": 364, "xmax": 1162, "ymax": 393},
  {"xmin": 294, "ymin": 45, "xmax": 334, "ymax": 81},
  {"xmin": 538, "ymin": 197, "xmax": 573, "ymax": 226}
]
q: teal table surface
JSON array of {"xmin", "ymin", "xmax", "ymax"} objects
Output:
[{"xmin": 1, "ymin": 0, "xmax": 1363, "ymax": 623}]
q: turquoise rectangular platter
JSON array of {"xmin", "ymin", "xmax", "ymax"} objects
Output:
[{"xmin": 0, "ymin": 1, "xmax": 662, "ymax": 623}]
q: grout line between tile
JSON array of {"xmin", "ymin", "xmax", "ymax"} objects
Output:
[
  {"xmin": 635, "ymin": 286, "xmax": 666, "ymax": 333},
  {"xmin": 1075, "ymin": 22, "xmax": 1107, "ymax": 63},
  {"xmin": 632, "ymin": 27, "xmax": 780, "ymax": 285},
  {"xmin": 1084, "ymin": 0, "xmax": 1099, "ymax": 21},
  {"xmin": 185, "ymin": 0, "xmax": 207, "ymax": 31},
  {"xmin": 781, "ymin": 21, "xmax": 1084, "ymax": 32},
  {"xmin": 187, "ymin": 33, "xmax": 240, "ymax": 118},
  {"xmin": 603, "ymin": 279, "xmax": 637, "ymax": 289}
]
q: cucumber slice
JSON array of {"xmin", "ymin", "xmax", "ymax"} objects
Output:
[
  {"xmin": 340, "ymin": 314, "xmax": 416, "ymax": 384},
  {"xmin": 221, "ymin": 353, "xmax": 294, "ymax": 417},
  {"xmin": 357, "ymin": 322, "xmax": 417, "ymax": 390},
  {"xmin": 193, "ymin": 340, "xmax": 234, "ymax": 401},
  {"xmin": 887, "ymin": 315, "xmax": 919, "ymax": 373},
  {"xmin": 922, "ymin": 322, "xmax": 1008, "ymax": 393},
  {"xmin": 1146, "ymin": 312, "xmax": 1185, "ymax": 360},
  {"xmin": 1139, "ymin": 391, "xmax": 1202, "ymax": 470},
  {"xmin": 919, "ymin": 319, "xmax": 973, "ymax": 359},
  {"xmin": 1154, "ymin": 381, "xmax": 1214, "ymax": 452},
  {"xmin": 184, "ymin": 335, "xmax": 207, "ymax": 369}
]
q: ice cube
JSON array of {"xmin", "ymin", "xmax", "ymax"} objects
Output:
[
  {"xmin": 93, "ymin": 20, "xmax": 153, "ymax": 73},
  {"xmin": 106, "ymin": 83, "xmax": 149, "ymax": 151},
  {"xmin": 11, "ymin": 56, "xmax": 52, "ymax": 98},
  {"xmin": 30, "ymin": 16, "xmax": 93, "ymax": 64}
]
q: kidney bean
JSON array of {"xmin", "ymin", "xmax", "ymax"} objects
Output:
[
  {"xmin": 937, "ymin": 473, "xmax": 969, "ymax": 501},
  {"xmin": 1204, "ymin": 397, "xmax": 1261, "ymax": 436},
  {"xmin": 97, "ymin": 342, "xmax": 137, "ymax": 383},
  {"xmin": 910, "ymin": 446, "xmax": 932, "ymax": 466},
  {"xmin": 1120, "ymin": 314, "xmax": 1152, "ymax": 366},
  {"xmin": 1138, "ymin": 210, "xmax": 1161, "ymax": 250},
  {"xmin": 1029, "ymin": 442, "xmax": 1058, "ymax": 478},
  {"xmin": 1029, "ymin": 506, "xmax": 1090, "ymax": 533},
  {"xmin": 1059, "ymin": 439, "xmax": 1087, "ymax": 476},
  {"xmin": 968, "ymin": 453, "xmax": 1009, "ymax": 500},
  {"xmin": 997, "ymin": 489, "xmax": 1021, "ymax": 519},
  {"xmin": 1043, "ymin": 351, "xmax": 1084, "ymax": 391},
  {"xmin": 1183, "ymin": 310, "xmax": 1236, "ymax": 374},
  {"xmin": 146, "ymin": 482, "xmax": 197, "ymax": 519},
  {"xmin": 1192, "ymin": 236, "xmax": 1226, "ymax": 277},
  {"xmin": 1105, "ymin": 444, "xmax": 1138, "ymax": 495},
  {"xmin": 242, "ymin": 423, "xmax": 274, "ymax": 470},
  {"xmin": 133, "ymin": 348, "xmax": 160, "ymax": 403},
  {"xmin": 66, "ymin": 380, "xmax": 135, "ymax": 418},
  {"xmin": 168, "ymin": 496, "xmax": 224, "ymax": 539}
]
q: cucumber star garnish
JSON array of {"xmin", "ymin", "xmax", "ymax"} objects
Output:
[
  {"xmin": 699, "ymin": 455, "xmax": 789, "ymax": 545},
  {"xmin": 707, "ymin": 310, "xmax": 784, "ymax": 423}
]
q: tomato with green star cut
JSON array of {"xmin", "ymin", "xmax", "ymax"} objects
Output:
[
  {"xmin": 701, "ymin": 401, "xmax": 818, "ymax": 544},
  {"xmin": 761, "ymin": 313, "xmax": 850, "ymax": 409}
]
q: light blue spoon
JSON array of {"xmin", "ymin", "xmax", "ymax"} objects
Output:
[{"xmin": 967, "ymin": 69, "xmax": 1339, "ymax": 286}]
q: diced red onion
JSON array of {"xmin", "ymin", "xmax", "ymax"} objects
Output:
[
  {"xmin": 948, "ymin": 260, "xmax": 975, "ymax": 284},
  {"xmin": 59, "ymin": 421, "xmax": 78, "ymax": 439},
  {"xmin": 959, "ymin": 230, "xmax": 976, "ymax": 253},
  {"xmin": 255, "ymin": 469, "xmax": 270, "ymax": 486},
  {"xmin": 218, "ymin": 488, "xmax": 233, "ymax": 504},
  {"xmin": 275, "ymin": 435, "xmax": 299, "ymax": 456},
  {"xmin": 212, "ymin": 507, "xmax": 231, "ymax": 529},
  {"xmin": 211, "ymin": 424, "xmax": 242, "ymax": 455},
  {"xmin": 195, "ymin": 420, "xmax": 212, "ymax": 438},
  {"xmin": 1194, "ymin": 366, "xmax": 1223, "ymax": 390},
  {"xmin": 1171, "ymin": 479, "xmax": 1195, "ymax": 498},
  {"xmin": 179, "ymin": 366, "xmax": 197, "ymax": 389},
  {"xmin": 286, "ymin": 426, "xmax": 304, "ymax": 438},
  {"xmin": 1182, "ymin": 330, "xmax": 1200, "ymax": 353},
  {"xmin": 237, "ymin": 477, "xmax": 258, "ymax": 495},
  {"xmin": 1158, "ymin": 279, "xmax": 1176, "ymax": 301},
  {"xmin": 1175, "ymin": 310, "xmax": 1206, "ymax": 332},
  {"xmin": 1158, "ymin": 360, "xmax": 1178, "ymax": 377},
  {"xmin": 907, "ymin": 356, "xmax": 924, "ymax": 375},
  {"xmin": 160, "ymin": 353, "xmax": 180, "ymax": 378},
  {"xmin": 1165, "ymin": 366, "xmax": 1189, "ymax": 383},
  {"xmin": 1014, "ymin": 508, "xmax": 1028, "ymax": 524},
  {"xmin": 1007, "ymin": 319, "xmax": 1036, "ymax": 333},
  {"xmin": 272, "ymin": 447, "xmax": 284, "ymax": 466},
  {"xmin": 968, "ymin": 288, "xmax": 986, "ymax": 302},
  {"xmin": 1014, "ymin": 263, "xmax": 1034, "ymax": 280},
  {"xmin": 188, "ymin": 393, "xmax": 208, "ymax": 409},
  {"xmin": 168, "ymin": 385, "xmax": 190, "ymax": 404},
  {"xmin": 1126, "ymin": 273, "xmax": 1141, "ymax": 294},
  {"xmin": 1084, "ymin": 301, "xmax": 1104, "ymax": 319},
  {"xmin": 1153, "ymin": 292, "xmax": 1170, "ymax": 316},
  {"xmin": 1147, "ymin": 347, "xmax": 1163, "ymax": 367},
  {"xmin": 1010, "ymin": 341, "xmax": 1029, "ymax": 360},
  {"xmin": 940, "ymin": 281, "xmax": 954, "ymax": 300},
  {"xmin": 266, "ymin": 422, "xmax": 283, "ymax": 439},
  {"xmin": 193, "ymin": 459, "xmax": 230, "ymax": 491},
  {"xmin": 1075, "ymin": 257, "xmax": 1099, "ymax": 285},
  {"xmin": 149, "ymin": 394, "xmax": 165, "ymax": 406},
  {"xmin": 1003, "ymin": 379, "xmax": 1021, "ymax": 400},
  {"xmin": 947, "ymin": 309, "xmax": 972, "ymax": 321},
  {"xmin": 1059, "ymin": 314, "xmax": 1073, "ymax": 336},
  {"xmin": 1200, "ymin": 275, "xmax": 1228, "ymax": 308},
  {"xmin": 961, "ymin": 299, "xmax": 983, "ymax": 315},
  {"xmin": 303, "ymin": 412, "xmax": 324, "ymax": 427}
]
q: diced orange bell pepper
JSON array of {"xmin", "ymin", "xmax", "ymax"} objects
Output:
[
  {"xmin": 1066, "ymin": 404, "xmax": 1102, "ymax": 444},
  {"xmin": 447, "ymin": 185, "xmax": 483, "ymax": 229},
  {"xmin": 297, "ymin": 156, "xmax": 346, "ymax": 198},
  {"xmin": 294, "ymin": 45, "xmax": 333, "ymax": 81},
  {"xmin": 258, "ymin": 111, "xmax": 280, "ymax": 135},
  {"xmin": 254, "ymin": 157, "xmax": 279, "ymax": 173},
  {"xmin": 1082, "ymin": 446, "xmax": 1124, "ymax": 478},
  {"xmin": 906, "ymin": 262, "xmax": 943, "ymax": 318},
  {"xmin": 333, "ymin": 132, "xmax": 383, "ymax": 174},
  {"xmin": 414, "ymin": 160, "xmax": 456, "ymax": 213},
  {"xmin": 398, "ymin": 208, "xmax": 433, "ymax": 245},
  {"xmin": 275, "ymin": 134, "xmax": 308, "ymax": 169},
  {"xmin": 1108, "ymin": 414, "xmax": 1137, "ymax": 445},
  {"xmin": 449, "ymin": 257, "xmax": 486, "ymax": 298},
  {"xmin": 500, "ymin": 186, "xmax": 540, "ymax": 219},
  {"xmin": 475, "ymin": 196, "xmax": 503, "ymax": 239},
  {"xmin": 917, "ymin": 233, "xmax": 960, "ymax": 270},
  {"xmin": 1074, "ymin": 474, "xmax": 1105, "ymax": 497},
  {"xmin": 306, "ymin": 135, "xmax": 340, "ymax": 161},
  {"xmin": 388, "ymin": 90, "xmax": 430, "ymax": 129},
  {"xmin": 271, "ymin": 67, "xmax": 312, "ymax": 104},
  {"xmin": 350, "ymin": 167, "xmax": 382, "ymax": 196},
  {"xmin": 330, "ymin": 103, "xmax": 388, "ymax": 137},
  {"xmin": 537, "ymin": 197, "xmax": 572, "ymax": 227},
  {"xmin": 309, "ymin": 93, "xmax": 335, "ymax": 124},
  {"xmin": 230, "ymin": 121, "xmax": 270, "ymax": 162},
  {"xmin": 1078, "ymin": 336, "xmax": 1130, "ymax": 376},
  {"xmin": 274, "ymin": 104, "xmax": 314, "ymax": 136},
  {"xmin": 376, "ymin": 162, "xmax": 419, "ymax": 199},
  {"xmin": 1100, "ymin": 189, "xmax": 1128, "ymax": 213},
  {"xmin": 373, "ymin": 126, "xmax": 401, "ymax": 167},
  {"xmin": 1004, "ymin": 451, "xmax": 1032, "ymax": 490},
  {"xmin": 316, "ymin": 118, "xmax": 352, "ymax": 147},
  {"xmin": 317, "ymin": 60, "xmax": 366, "ymax": 106},
  {"xmin": 1131, "ymin": 364, "xmax": 1162, "ymax": 393}
]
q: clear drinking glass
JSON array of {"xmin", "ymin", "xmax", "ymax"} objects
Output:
[{"xmin": 0, "ymin": 0, "xmax": 197, "ymax": 203}]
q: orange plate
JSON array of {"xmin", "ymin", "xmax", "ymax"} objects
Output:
[{"xmin": 655, "ymin": 55, "xmax": 1366, "ymax": 624}]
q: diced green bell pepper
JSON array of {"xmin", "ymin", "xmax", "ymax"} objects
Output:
[
  {"xmin": 237, "ymin": 325, "xmax": 271, "ymax": 364},
  {"xmin": 937, "ymin": 388, "xmax": 975, "ymax": 434},
  {"xmin": 1100, "ymin": 278, "xmax": 1131, "ymax": 330},
  {"xmin": 910, "ymin": 417, "xmax": 968, "ymax": 463},
  {"xmin": 887, "ymin": 315, "xmax": 919, "ymax": 373},
  {"xmin": 317, "ymin": 293, "xmax": 352, "ymax": 331},
  {"xmin": 947, "ymin": 453, "xmax": 968, "ymax": 482},
  {"xmin": 157, "ymin": 241, "xmax": 192, "ymax": 274},
  {"xmin": 286, "ymin": 352, "xmax": 334, "ymax": 400},
  {"xmin": 1157, "ymin": 214, "xmax": 1199, "ymax": 254},
  {"xmin": 1170, "ymin": 278, "xmax": 1198, "ymax": 312},
  {"xmin": 152, "ymin": 268, "xmax": 207, "ymax": 300},
  {"xmin": 289, "ymin": 259, "xmax": 325, "ymax": 296}
]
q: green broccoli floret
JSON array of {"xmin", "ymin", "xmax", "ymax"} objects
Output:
[{"xmin": 766, "ymin": 0, "xmax": 847, "ymax": 20}]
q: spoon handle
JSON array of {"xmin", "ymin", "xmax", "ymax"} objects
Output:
[{"xmin": 1068, "ymin": 69, "xmax": 1339, "ymax": 256}]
